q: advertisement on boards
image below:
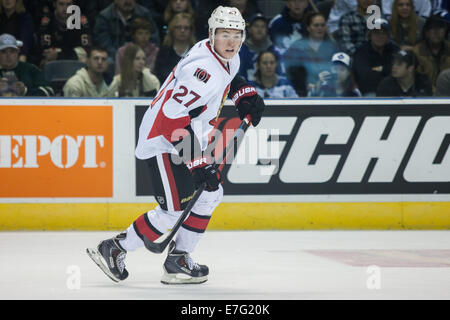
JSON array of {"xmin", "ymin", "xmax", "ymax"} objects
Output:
[
  {"xmin": 135, "ymin": 103, "xmax": 450, "ymax": 196},
  {"xmin": 0, "ymin": 105, "xmax": 113, "ymax": 197}
]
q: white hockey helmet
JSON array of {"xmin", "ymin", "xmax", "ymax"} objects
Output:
[{"xmin": 208, "ymin": 6, "xmax": 246, "ymax": 56}]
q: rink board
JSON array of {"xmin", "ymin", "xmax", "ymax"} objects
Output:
[
  {"xmin": 0, "ymin": 98, "xmax": 449, "ymax": 230},
  {"xmin": 0, "ymin": 202, "xmax": 449, "ymax": 230}
]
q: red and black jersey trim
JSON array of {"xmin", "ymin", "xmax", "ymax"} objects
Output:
[
  {"xmin": 181, "ymin": 211, "xmax": 211, "ymax": 233},
  {"xmin": 147, "ymin": 89, "xmax": 190, "ymax": 143},
  {"xmin": 133, "ymin": 213, "xmax": 164, "ymax": 242},
  {"xmin": 162, "ymin": 153, "xmax": 181, "ymax": 211},
  {"xmin": 206, "ymin": 41, "xmax": 230, "ymax": 74}
]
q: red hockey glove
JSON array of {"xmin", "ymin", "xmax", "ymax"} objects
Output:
[{"xmin": 230, "ymin": 76, "xmax": 265, "ymax": 127}]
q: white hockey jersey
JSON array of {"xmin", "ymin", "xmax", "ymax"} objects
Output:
[{"xmin": 135, "ymin": 39, "xmax": 240, "ymax": 160}]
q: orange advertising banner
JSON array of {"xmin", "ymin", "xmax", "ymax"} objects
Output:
[{"xmin": 0, "ymin": 105, "xmax": 113, "ymax": 197}]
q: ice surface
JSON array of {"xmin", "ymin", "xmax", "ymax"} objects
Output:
[{"xmin": 0, "ymin": 230, "xmax": 449, "ymax": 300}]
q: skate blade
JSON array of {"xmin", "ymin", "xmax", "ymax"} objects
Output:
[
  {"xmin": 86, "ymin": 247, "xmax": 121, "ymax": 283},
  {"xmin": 160, "ymin": 271, "xmax": 208, "ymax": 285}
]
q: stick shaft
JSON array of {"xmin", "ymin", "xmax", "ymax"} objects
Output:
[{"xmin": 143, "ymin": 116, "xmax": 251, "ymax": 253}]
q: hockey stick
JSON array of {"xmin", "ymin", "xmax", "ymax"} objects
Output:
[{"xmin": 143, "ymin": 115, "xmax": 252, "ymax": 254}]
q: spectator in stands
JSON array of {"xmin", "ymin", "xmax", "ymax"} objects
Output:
[
  {"xmin": 381, "ymin": 0, "xmax": 432, "ymax": 19},
  {"xmin": 268, "ymin": 0, "xmax": 311, "ymax": 54},
  {"xmin": 0, "ymin": 0, "xmax": 34, "ymax": 61},
  {"xmin": 313, "ymin": 0, "xmax": 335, "ymax": 20},
  {"xmin": 249, "ymin": 50, "xmax": 298, "ymax": 98},
  {"xmin": 283, "ymin": 11, "xmax": 338, "ymax": 96},
  {"xmin": 308, "ymin": 52, "xmax": 362, "ymax": 97},
  {"xmin": 377, "ymin": 49, "xmax": 432, "ymax": 96},
  {"xmin": 326, "ymin": 0, "xmax": 355, "ymax": 37},
  {"xmin": 30, "ymin": 0, "xmax": 92, "ymax": 69},
  {"xmin": 115, "ymin": 17, "xmax": 159, "ymax": 74},
  {"xmin": 0, "ymin": 74, "xmax": 17, "ymax": 96},
  {"xmin": 76, "ymin": 0, "xmax": 115, "ymax": 31},
  {"xmin": 153, "ymin": 12, "xmax": 196, "ymax": 83},
  {"xmin": 413, "ymin": 15, "xmax": 450, "ymax": 90},
  {"xmin": 93, "ymin": 0, "xmax": 160, "ymax": 67},
  {"xmin": 0, "ymin": 33, "xmax": 53, "ymax": 96},
  {"xmin": 24, "ymin": 0, "xmax": 112, "ymax": 26},
  {"xmin": 390, "ymin": 0, "xmax": 426, "ymax": 50},
  {"xmin": 435, "ymin": 67, "xmax": 450, "ymax": 95},
  {"xmin": 22, "ymin": 0, "xmax": 52, "ymax": 29},
  {"xmin": 352, "ymin": 18, "xmax": 399, "ymax": 96},
  {"xmin": 137, "ymin": 0, "xmax": 164, "ymax": 13},
  {"xmin": 135, "ymin": 0, "xmax": 158, "ymax": 11},
  {"xmin": 432, "ymin": 0, "xmax": 450, "ymax": 22},
  {"xmin": 190, "ymin": 0, "xmax": 221, "ymax": 40},
  {"xmin": 108, "ymin": 44, "xmax": 160, "ymax": 97},
  {"xmin": 63, "ymin": 46, "xmax": 110, "ymax": 97},
  {"xmin": 225, "ymin": 0, "xmax": 260, "ymax": 21},
  {"xmin": 338, "ymin": 0, "xmax": 377, "ymax": 55},
  {"xmin": 158, "ymin": 0, "xmax": 195, "ymax": 41},
  {"xmin": 238, "ymin": 13, "xmax": 281, "ymax": 82}
]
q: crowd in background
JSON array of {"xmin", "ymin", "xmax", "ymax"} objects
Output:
[{"xmin": 0, "ymin": 0, "xmax": 449, "ymax": 98}]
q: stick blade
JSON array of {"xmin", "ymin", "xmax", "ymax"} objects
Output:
[{"xmin": 143, "ymin": 234, "xmax": 167, "ymax": 254}]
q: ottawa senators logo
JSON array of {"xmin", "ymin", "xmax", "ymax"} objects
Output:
[{"xmin": 194, "ymin": 68, "xmax": 210, "ymax": 83}]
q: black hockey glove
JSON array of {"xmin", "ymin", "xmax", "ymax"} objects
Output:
[
  {"xmin": 230, "ymin": 75, "xmax": 265, "ymax": 127},
  {"xmin": 173, "ymin": 125, "xmax": 221, "ymax": 192},
  {"xmin": 187, "ymin": 154, "xmax": 221, "ymax": 191},
  {"xmin": 192, "ymin": 164, "xmax": 222, "ymax": 192}
]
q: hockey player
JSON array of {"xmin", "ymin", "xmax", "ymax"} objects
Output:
[{"xmin": 87, "ymin": 6, "xmax": 265, "ymax": 285}]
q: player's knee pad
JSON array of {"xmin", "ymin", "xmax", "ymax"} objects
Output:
[
  {"xmin": 191, "ymin": 184, "xmax": 223, "ymax": 217},
  {"xmin": 176, "ymin": 187, "xmax": 223, "ymax": 251},
  {"xmin": 154, "ymin": 206, "xmax": 183, "ymax": 226},
  {"xmin": 134, "ymin": 207, "xmax": 182, "ymax": 241}
]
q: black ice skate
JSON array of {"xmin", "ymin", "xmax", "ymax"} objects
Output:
[
  {"xmin": 86, "ymin": 233, "xmax": 129, "ymax": 282},
  {"xmin": 161, "ymin": 241, "xmax": 209, "ymax": 284}
]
